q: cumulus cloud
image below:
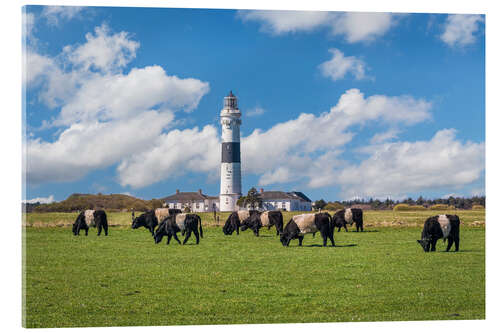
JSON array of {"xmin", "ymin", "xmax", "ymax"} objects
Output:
[
  {"xmin": 117, "ymin": 125, "xmax": 220, "ymax": 188},
  {"xmin": 23, "ymin": 195, "xmax": 55, "ymax": 204},
  {"xmin": 25, "ymin": 24, "xmax": 210, "ymax": 185},
  {"xmin": 41, "ymin": 6, "xmax": 85, "ymax": 26},
  {"xmin": 440, "ymin": 14, "xmax": 484, "ymax": 47},
  {"xmin": 238, "ymin": 10, "xmax": 399, "ymax": 43},
  {"xmin": 26, "ymin": 111, "xmax": 175, "ymax": 184},
  {"xmin": 319, "ymin": 48, "xmax": 369, "ymax": 81},
  {"xmin": 63, "ymin": 24, "xmax": 139, "ymax": 73},
  {"xmin": 238, "ymin": 10, "xmax": 331, "ymax": 35},
  {"xmin": 337, "ymin": 129, "xmax": 485, "ymax": 199},
  {"xmin": 330, "ymin": 12, "xmax": 396, "ymax": 43},
  {"xmin": 242, "ymin": 88, "xmax": 432, "ymax": 185}
]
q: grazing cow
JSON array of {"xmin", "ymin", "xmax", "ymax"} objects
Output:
[
  {"xmin": 240, "ymin": 211, "xmax": 284, "ymax": 236},
  {"xmin": 417, "ymin": 214, "xmax": 460, "ymax": 252},
  {"xmin": 333, "ymin": 208, "xmax": 364, "ymax": 232},
  {"xmin": 222, "ymin": 210, "xmax": 258, "ymax": 235},
  {"xmin": 280, "ymin": 212, "xmax": 335, "ymax": 247},
  {"xmin": 154, "ymin": 214, "xmax": 203, "ymax": 245},
  {"xmin": 131, "ymin": 208, "xmax": 181, "ymax": 236},
  {"xmin": 72, "ymin": 209, "xmax": 108, "ymax": 236}
]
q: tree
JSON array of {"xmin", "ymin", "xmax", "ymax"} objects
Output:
[
  {"xmin": 314, "ymin": 199, "xmax": 327, "ymax": 210},
  {"xmin": 245, "ymin": 187, "xmax": 262, "ymax": 209}
]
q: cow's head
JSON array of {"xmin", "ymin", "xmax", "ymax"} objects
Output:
[
  {"xmin": 222, "ymin": 215, "xmax": 235, "ymax": 235},
  {"xmin": 131, "ymin": 212, "xmax": 143, "ymax": 229},
  {"xmin": 417, "ymin": 239, "xmax": 431, "ymax": 252},
  {"xmin": 280, "ymin": 232, "xmax": 291, "ymax": 246},
  {"xmin": 154, "ymin": 223, "xmax": 166, "ymax": 244}
]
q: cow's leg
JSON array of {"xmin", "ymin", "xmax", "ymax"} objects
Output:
[
  {"xmin": 253, "ymin": 228, "xmax": 259, "ymax": 237},
  {"xmin": 167, "ymin": 234, "xmax": 173, "ymax": 245},
  {"xmin": 431, "ymin": 239, "xmax": 437, "ymax": 252},
  {"xmin": 183, "ymin": 230, "xmax": 192, "ymax": 245},
  {"xmin": 193, "ymin": 228, "xmax": 200, "ymax": 244},
  {"xmin": 446, "ymin": 237, "xmax": 454, "ymax": 252},
  {"xmin": 321, "ymin": 231, "xmax": 328, "ymax": 247},
  {"xmin": 344, "ymin": 224, "xmax": 348, "ymax": 232},
  {"xmin": 298, "ymin": 235, "xmax": 304, "ymax": 246},
  {"xmin": 75, "ymin": 224, "xmax": 80, "ymax": 236},
  {"xmin": 103, "ymin": 224, "xmax": 108, "ymax": 236},
  {"xmin": 173, "ymin": 232, "xmax": 182, "ymax": 244},
  {"xmin": 97, "ymin": 224, "xmax": 102, "ymax": 236},
  {"xmin": 337, "ymin": 226, "xmax": 341, "ymax": 232},
  {"xmin": 329, "ymin": 230, "xmax": 335, "ymax": 247},
  {"xmin": 454, "ymin": 236, "xmax": 460, "ymax": 252}
]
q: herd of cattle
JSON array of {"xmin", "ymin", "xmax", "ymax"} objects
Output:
[{"xmin": 71, "ymin": 207, "xmax": 461, "ymax": 252}]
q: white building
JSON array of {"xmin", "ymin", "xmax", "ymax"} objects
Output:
[
  {"xmin": 162, "ymin": 189, "xmax": 219, "ymax": 213},
  {"xmin": 219, "ymin": 91, "xmax": 242, "ymax": 212},
  {"xmin": 242, "ymin": 189, "xmax": 312, "ymax": 211}
]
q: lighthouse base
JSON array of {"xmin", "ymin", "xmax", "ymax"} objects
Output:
[{"xmin": 220, "ymin": 193, "xmax": 241, "ymax": 212}]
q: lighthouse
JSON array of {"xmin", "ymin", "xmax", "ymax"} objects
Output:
[{"xmin": 220, "ymin": 91, "xmax": 242, "ymax": 212}]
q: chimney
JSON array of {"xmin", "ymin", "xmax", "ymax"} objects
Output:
[
  {"xmin": 176, "ymin": 189, "xmax": 180, "ymax": 194},
  {"xmin": 198, "ymin": 189, "xmax": 202, "ymax": 195},
  {"xmin": 260, "ymin": 188, "xmax": 264, "ymax": 193}
]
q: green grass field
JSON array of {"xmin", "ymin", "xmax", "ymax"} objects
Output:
[{"xmin": 23, "ymin": 210, "xmax": 485, "ymax": 327}]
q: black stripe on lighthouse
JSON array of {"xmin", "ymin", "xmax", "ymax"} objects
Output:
[{"xmin": 221, "ymin": 142, "xmax": 240, "ymax": 163}]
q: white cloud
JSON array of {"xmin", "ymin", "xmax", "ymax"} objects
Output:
[
  {"xmin": 319, "ymin": 48, "xmax": 369, "ymax": 81},
  {"xmin": 337, "ymin": 129, "xmax": 485, "ymax": 199},
  {"xmin": 370, "ymin": 128, "xmax": 400, "ymax": 144},
  {"xmin": 239, "ymin": 10, "xmax": 399, "ymax": 43},
  {"xmin": 247, "ymin": 106, "xmax": 266, "ymax": 117},
  {"xmin": 63, "ymin": 24, "xmax": 139, "ymax": 73},
  {"xmin": 117, "ymin": 125, "xmax": 220, "ymax": 188},
  {"xmin": 55, "ymin": 65, "xmax": 209, "ymax": 126},
  {"xmin": 242, "ymin": 88, "xmax": 432, "ymax": 185},
  {"xmin": 331, "ymin": 12, "xmax": 396, "ymax": 43},
  {"xmin": 25, "ymin": 24, "xmax": 210, "ymax": 186},
  {"xmin": 26, "ymin": 111, "xmax": 175, "ymax": 184},
  {"xmin": 23, "ymin": 195, "xmax": 55, "ymax": 204},
  {"xmin": 238, "ymin": 10, "xmax": 331, "ymax": 35},
  {"xmin": 440, "ymin": 14, "xmax": 484, "ymax": 47},
  {"xmin": 41, "ymin": 6, "xmax": 85, "ymax": 26}
]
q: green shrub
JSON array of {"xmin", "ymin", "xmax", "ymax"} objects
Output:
[
  {"xmin": 393, "ymin": 204, "xmax": 427, "ymax": 211},
  {"xmin": 429, "ymin": 204, "xmax": 452, "ymax": 210},
  {"xmin": 323, "ymin": 202, "xmax": 344, "ymax": 211}
]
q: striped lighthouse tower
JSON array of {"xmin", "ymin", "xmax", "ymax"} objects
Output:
[{"xmin": 220, "ymin": 91, "xmax": 242, "ymax": 212}]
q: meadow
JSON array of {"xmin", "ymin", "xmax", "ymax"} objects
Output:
[{"xmin": 23, "ymin": 210, "xmax": 485, "ymax": 327}]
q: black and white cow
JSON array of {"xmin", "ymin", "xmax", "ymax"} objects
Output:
[
  {"xmin": 72, "ymin": 209, "xmax": 108, "ymax": 236},
  {"xmin": 280, "ymin": 212, "xmax": 335, "ymax": 247},
  {"xmin": 154, "ymin": 214, "xmax": 203, "ymax": 245},
  {"xmin": 333, "ymin": 208, "xmax": 364, "ymax": 232},
  {"xmin": 222, "ymin": 210, "xmax": 258, "ymax": 235},
  {"xmin": 240, "ymin": 211, "xmax": 284, "ymax": 236},
  {"xmin": 131, "ymin": 208, "xmax": 182, "ymax": 236},
  {"xmin": 417, "ymin": 214, "xmax": 460, "ymax": 252}
]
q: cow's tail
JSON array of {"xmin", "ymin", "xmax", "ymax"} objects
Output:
[{"xmin": 198, "ymin": 215, "xmax": 204, "ymax": 238}]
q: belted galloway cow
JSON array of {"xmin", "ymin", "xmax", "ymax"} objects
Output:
[
  {"xmin": 333, "ymin": 208, "xmax": 364, "ymax": 232},
  {"xmin": 222, "ymin": 210, "xmax": 258, "ymax": 235},
  {"xmin": 154, "ymin": 214, "xmax": 203, "ymax": 245},
  {"xmin": 131, "ymin": 208, "xmax": 182, "ymax": 236},
  {"xmin": 280, "ymin": 212, "xmax": 335, "ymax": 247},
  {"xmin": 72, "ymin": 209, "xmax": 108, "ymax": 236},
  {"xmin": 240, "ymin": 210, "xmax": 284, "ymax": 236},
  {"xmin": 417, "ymin": 214, "xmax": 460, "ymax": 252}
]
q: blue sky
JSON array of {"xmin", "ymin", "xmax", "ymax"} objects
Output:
[{"xmin": 23, "ymin": 6, "xmax": 485, "ymax": 203}]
